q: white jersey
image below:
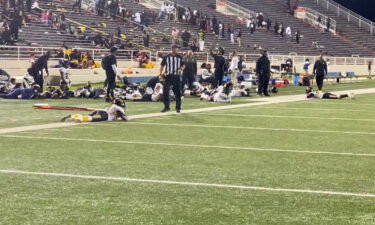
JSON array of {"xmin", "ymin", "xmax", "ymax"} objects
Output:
[
  {"xmin": 213, "ymin": 88, "xmax": 232, "ymax": 103},
  {"xmin": 308, "ymin": 92, "xmax": 324, "ymax": 99},
  {"xmin": 59, "ymin": 67, "xmax": 70, "ymax": 86},
  {"xmin": 151, "ymin": 83, "xmax": 163, "ymax": 102},
  {"xmin": 105, "ymin": 104, "xmax": 125, "ymax": 121}
]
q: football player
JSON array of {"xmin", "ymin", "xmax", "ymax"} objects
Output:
[
  {"xmin": 306, "ymin": 87, "xmax": 354, "ymax": 99},
  {"xmin": 61, "ymin": 98, "xmax": 128, "ymax": 122}
]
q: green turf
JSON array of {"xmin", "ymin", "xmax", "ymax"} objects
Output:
[{"xmin": 1, "ymin": 84, "xmax": 375, "ymax": 224}]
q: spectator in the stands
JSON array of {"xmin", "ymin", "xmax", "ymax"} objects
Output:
[
  {"xmin": 229, "ymin": 27, "xmax": 235, "ymax": 44},
  {"xmin": 41, "ymin": 10, "xmax": 48, "ymax": 24},
  {"xmin": 212, "ymin": 16, "xmax": 218, "ymax": 35},
  {"xmin": 237, "ymin": 28, "xmax": 242, "ymax": 47},
  {"xmin": 197, "ymin": 29, "xmax": 205, "ymax": 52},
  {"xmin": 142, "ymin": 30, "xmax": 149, "ymax": 47},
  {"xmin": 31, "ymin": 0, "xmax": 42, "ymax": 13},
  {"xmin": 326, "ymin": 17, "xmax": 331, "ymax": 32},
  {"xmin": 285, "ymin": 26, "xmax": 292, "ymax": 41},
  {"xmin": 266, "ymin": 18, "xmax": 272, "ymax": 31},
  {"xmin": 109, "ymin": 0, "xmax": 118, "ymax": 20},
  {"xmin": 205, "ymin": 16, "xmax": 211, "ymax": 33},
  {"xmin": 1, "ymin": 26, "xmax": 14, "ymax": 45},
  {"xmin": 171, "ymin": 27, "xmax": 180, "ymax": 43},
  {"xmin": 159, "ymin": 2, "xmax": 167, "ymax": 21},
  {"xmin": 72, "ymin": 0, "xmax": 82, "ymax": 14},
  {"xmin": 279, "ymin": 23, "xmax": 284, "ymax": 38},
  {"xmin": 218, "ymin": 21, "xmax": 223, "ymax": 39},
  {"xmin": 295, "ymin": 30, "xmax": 301, "ymax": 44},
  {"xmin": 274, "ymin": 20, "xmax": 279, "ymax": 34},
  {"xmin": 181, "ymin": 29, "xmax": 191, "ymax": 48},
  {"xmin": 257, "ymin": 12, "xmax": 264, "ymax": 28},
  {"xmin": 190, "ymin": 38, "xmax": 198, "ymax": 52},
  {"xmin": 93, "ymin": 34, "xmax": 104, "ymax": 47}
]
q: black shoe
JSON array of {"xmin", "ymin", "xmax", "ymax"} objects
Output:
[
  {"xmin": 105, "ymin": 97, "xmax": 112, "ymax": 102},
  {"xmin": 61, "ymin": 115, "xmax": 71, "ymax": 122},
  {"xmin": 161, "ymin": 108, "xmax": 170, "ymax": 113},
  {"xmin": 264, "ymin": 93, "xmax": 270, "ymax": 97},
  {"xmin": 176, "ymin": 109, "xmax": 181, "ymax": 113}
]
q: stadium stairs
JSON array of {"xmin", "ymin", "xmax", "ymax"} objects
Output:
[{"xmin": 224, "ymin": 0, "xmax": 375, "ymax": 57}]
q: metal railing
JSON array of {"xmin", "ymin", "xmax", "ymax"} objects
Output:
[
  {"xmin": 303, "ymin": 7, "xmax": 336, "ymax": 33},
  {"xmin": 216, "ymin": 0, "xmax": 257, "ymax": 21},
  {"xmin": 314, "ymin": 0, "xmax": 375, "ymax": 34},
  {"xmin": 0, "ymin": 46, "xmax": 373, "ymax": 66},
  {"xmin": 0, "ymin": 46, "xmax": 152, "ymax": 61},
  {"xmin": 155, "ymin": 50, "xmax": 375, "ymax": 66}
]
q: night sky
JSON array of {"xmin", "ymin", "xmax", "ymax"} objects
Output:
[{"xmin": 333, "ymin": 0, "xmax": 375, "ymax": 22}]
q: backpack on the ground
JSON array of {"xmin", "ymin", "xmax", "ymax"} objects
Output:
[{"xmin": 303, "ymin": 77, "xmax": 310, "ymax": 86}]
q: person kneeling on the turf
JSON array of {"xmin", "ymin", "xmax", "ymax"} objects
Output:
[
  {"xmin": 61, "ymin": 98, "xmax": 128, "ymax": 122},
  {"xmin": 306, "ymin": 87, "xmax": 354, "ymax": 99}
]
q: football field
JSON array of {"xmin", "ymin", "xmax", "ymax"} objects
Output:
[{"xmin": 1, "ymin": 82, "xmax": 375, "ymax": 225}]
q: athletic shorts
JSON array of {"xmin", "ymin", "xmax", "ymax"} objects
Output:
[{"xmin": 89, "ymin": 110, "xmax": 109, "ymax": 122}]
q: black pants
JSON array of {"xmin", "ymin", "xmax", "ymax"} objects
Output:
[
  {"xmin": 72, "ymin": 1, "xmax": 81, "ymax": 13},
  {"xmin": 163, "ymin": 75, "xmax": 182, "ymax": 110},
  {"xmin": 258, "ymin": 74, "xmax": 270, "ymax": 95},
  {"xmin": 214, "ymin": 70, "xmax": 224, "ymax": 87},
  {"xmin": 316, "ymin": 74, "xmax": 324, "ymax": 91},
  {"xmin": 106, "ymin": 71, "xmax": 116, "ymax": 98},
  {"xmin": 90, "ymin": 110, "xmax": 108, "ymax": 122},
  {"xmin": 182, "ymin": 73, "xmax": 195, "ymax": 91}
]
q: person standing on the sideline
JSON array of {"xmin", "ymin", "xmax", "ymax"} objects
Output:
[
  {"xmin": 28, "ymin": 50, "xmax": 51, "ymax": 92},
  {"xmin": 256, "ymin": 49, "xmax": 271, "ymax": 96},
  {"xmin": 210, "ymin": 48, "xmax": 226, "ymax": 87},
  {"xmin": 102, "ymin": 47, "xmax": 118, "ymax": 102},
  {"xmin": 313, "ymin": 54, "xmax": 328, "ymax": 93},
  {"xmin": 182, "ymin": 50, "xmax": 197, "ymax": 92},
  {"xmin": 159, "ymin": 44, "xmax": 185, "ymax": 113}
]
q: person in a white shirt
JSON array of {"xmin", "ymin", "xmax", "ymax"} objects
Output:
[
  {"xmin": 31, "ymin": 0, "xmax": 43, "ymax": 13},
  {"xmin": 229, "ymin": 52, "xmax": 239, "ymax": 85},
  {"xmin": 285, "ymin": 26, "xmax": 292, "ymax": 41},
  {"xmin": 61, "ymin": 98, "xmax": 128, "ymax": 122}
]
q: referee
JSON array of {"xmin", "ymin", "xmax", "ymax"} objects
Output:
[{"xmin": 159, "ymin": 45, "xmax": 185, "ymax": 113}]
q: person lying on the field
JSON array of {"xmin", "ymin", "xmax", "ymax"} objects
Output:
[
  {"xmin": 200, "ymin": 83, "xmax": 233, "ymax": 103},
  {"xmin": 229, "ymin": 84, "xmax": 250, "ymax": 97},
  {"xmin": 61, "ymin": 98, "xmax": 128, "ymax": 123},
  {"xmin": 0, "ymin": 84, "xmax": 40, "ymax": 99},
  {"xmin": 306, "ymin": 87, "xmax": 354, "ymax": 99}
]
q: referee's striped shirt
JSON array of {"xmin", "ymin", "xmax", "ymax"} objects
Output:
[{"xmin": 161, "ymin": 53, "xmax": 184, "ymax": 75}]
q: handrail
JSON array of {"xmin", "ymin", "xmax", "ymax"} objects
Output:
[
  {"xmin": 0, "ymin": 46, "xmax": 151, "ymax": 61},
  {"xmin": 297, "ymin": 7, "xmax": 337, "ymax": 33},
  {"xmin": 314, "ymin": 0, "xmax": 374, "ymax": 34},
  {"xmin": 83, "ymin": 0, "xmax": 183, "ymax": 42},
  {"xmin": 155, "ymin": 50, "xmax": 375, "ymax": 66},
  {"xmin": 216, "ymin": 0, "xmax": 257, "ymax": 21}
]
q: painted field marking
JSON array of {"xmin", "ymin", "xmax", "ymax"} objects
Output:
[
  {"xmin": 1, "ymin": 135, "xmax": 374, "ymax": 158},
  {"xmin": 128, "ymin": 122, "xmax": 375, "ymax": 136},
  {"xmin": 0, "ymin": 169, "xmax": 374, "ymax": 198},
  {"xmin": 224, "ymin": 106, "xmax": 375, "ymax": 113},
  {"xmin": 1, "ymin": 87, "xmax": 375, "ymax": 134},
  {"xmin": 196, "ymin": 113, "xmax": 375, "ymax": 122}
]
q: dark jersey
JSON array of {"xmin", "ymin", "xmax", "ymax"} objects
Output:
[
  {"xmin": 313, "ymin": 60, "xmax": 327, "ymax": 75},
  {"xmin": 256, "ymin": 55, "xmax": 271, "ymax": 76}
]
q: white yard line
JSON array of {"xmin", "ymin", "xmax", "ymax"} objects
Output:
[
  {"xmin": 129, "ymin": 122, "xmax": 375, "ymax": 136},
  {"xmin": 196, "ymin": 113, "xmax": 375, "ymax": 122},
  {"xmin": 1, "ymin": 135, "xmax": 374, "ymax": 158},
  {"xmin": 0, "ymin": 88, "xmax": 375, "ymax": 134},
  {"xmin": 0, "ymin": 169, "xmax": 374, "ymax": 198},
  {"xmin": 249, "ymin": 106, "xmax": 375, "ymax": 113}
]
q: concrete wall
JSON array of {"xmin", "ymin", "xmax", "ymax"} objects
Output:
[{"xmin": 1, "ymin": 59, "xmax": 370, "ymax": 84}]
